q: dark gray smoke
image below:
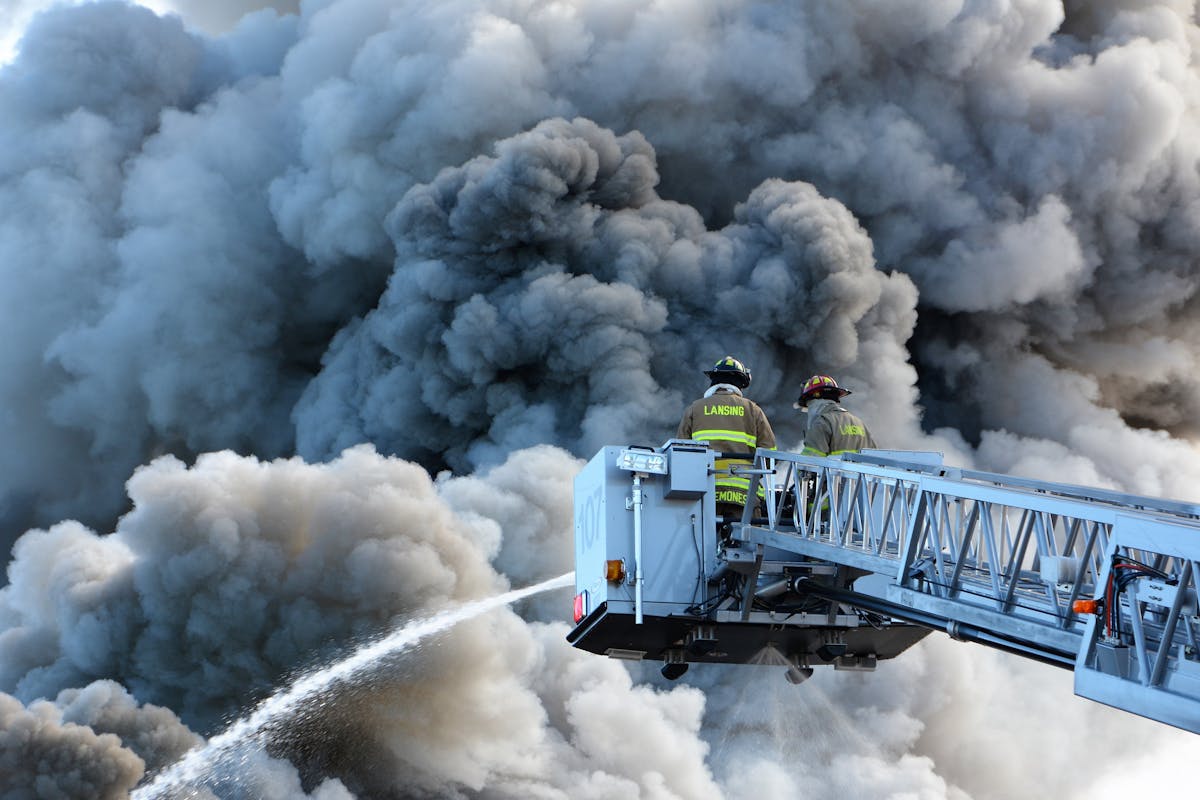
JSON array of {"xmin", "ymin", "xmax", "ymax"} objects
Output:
[
  {"xmin": 293, "ymin": 116, "xmax": 917, "ymax": 469},
  {"xmin": 1, "ymin": 0, "xmax": 1198, "ymax": 797},
  {"xmin": 7, "ymin": 0, "xmax": 1200, "ymax": 538},
  {"xmin": 0, "ymin": 679, "xmax": 197, "ymax": 799},
  {"xmin": 0, "ymin": 0, "xmax": 307, "ymax": 542}
]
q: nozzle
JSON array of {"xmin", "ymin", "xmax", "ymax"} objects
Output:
[
  {"xmin": 785, "ymin": 666, "xmax": 814, "ymax": 685},
  {"xmin": 662, "ymin": 662, "xmax": 689, "ymax": 681},
  {"xmin": 662, "ymin": 648, "xmax": 689, "ymax": 681},
  {"xmin": 816, "ymin": 642, "xmax": 848, "ymax": 662}
]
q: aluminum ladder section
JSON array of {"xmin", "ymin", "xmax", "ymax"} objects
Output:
[{"xmin": 734, "ymin": 449, "xmax": 1200, "ymax": 733}]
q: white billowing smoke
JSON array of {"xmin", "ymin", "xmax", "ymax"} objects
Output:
[
  {"xmin": 0, "ymin": 0, "xmax": 64, "ymax": 63},
  {"xmin": 0, "ymin": 445, "xmax": 740, "ymax": 798},
  {"xmin": 161, "ymin": 0, "xmax": 300, "ymax": 34},
  {"xmin": 0, "ymin": 445, "xmax": 510, "ymax": 722},
  {"xmin": 0, "ymin": 1, "xmax": 297, "ymax": 56},
  {"xmin": 0, "ymin": 0, "xmax": 1198, "ymax": 796}
]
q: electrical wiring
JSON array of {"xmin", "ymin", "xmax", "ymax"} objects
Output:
[{"xmin": 1103, "ymin": 555, "xmax": 1173, "ymax": 639}]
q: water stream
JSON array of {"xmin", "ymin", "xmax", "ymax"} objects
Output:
[{"xmin": 132, "ymin": 571, "xmax": 575, "ymax": 798}]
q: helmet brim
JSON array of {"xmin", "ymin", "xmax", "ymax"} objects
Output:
[
  {"xmin": 704, "ymin": 370, "xmax": 750, "ymax": 389},
  {"xmin": 794, "ymin": 388, "xmax": 851, "ymax": 409}
]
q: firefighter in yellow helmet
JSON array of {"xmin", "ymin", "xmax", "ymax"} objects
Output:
[
  {"xmin": 677, "ymin": 356, "xmax": 776, "ymax": 525},
  {"xmin": 794, "ymin": 375, "xmax": 876, "ymax": 457}
]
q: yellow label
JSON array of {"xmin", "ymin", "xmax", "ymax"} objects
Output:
[{"xmin": 704, "ymin": 404, "xmax": 745, "ymax": 416}]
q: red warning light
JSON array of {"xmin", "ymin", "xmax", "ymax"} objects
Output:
[{"xmin": 573, "ymin": 591, "xmax": 589, "ymax": 623}]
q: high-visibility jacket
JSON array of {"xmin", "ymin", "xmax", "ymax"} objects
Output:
[
  {"xmin": 677, "ymin": 386, "xmax": 776, "ymax": 507},
  {"xmin": 801, "ymin": 399, "xmax": 876, "ymax": 457}
]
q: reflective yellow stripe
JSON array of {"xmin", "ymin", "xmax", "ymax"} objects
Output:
[
  {"xmin": 714, "ymin": 457, "xmax": 751, "ymax": 469},
  {"xmin": 692, "ymin": 429, "xmax": 757, "ymax": 447},
  {"xmin": 716, "ymin": 476, "xmax": 752, "ymax": 490},
  {"xmin": 714, "ymin": 463, "xmax": 766, "ymax": 498},
  {"xmin": 829, "ymin": 448, "xmax": 860, "ymax": 456},
  {"xmin": 802, "ymin": 446, "xmax": 826, "ymax": 457}
]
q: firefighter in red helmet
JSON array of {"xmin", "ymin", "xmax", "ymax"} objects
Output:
[
  {"xmin": 678, "ymin": 356, "xmax": 776, "ymax": 526},
  {"xmin": 794, "ymin": 375, "xmax": 876, "ymax": 457}
]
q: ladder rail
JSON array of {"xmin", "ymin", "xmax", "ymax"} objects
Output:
[
  {"xmin": 744, "ymin": 448, "xmax": 1200, "ymax": 733},
  {"xmin": 762, "ymin": 451, "xmax": 1117, "ymax": 621}
]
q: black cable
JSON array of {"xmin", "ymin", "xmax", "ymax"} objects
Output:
[
  {"xmin": 855, "ymin": 609, "xmax": 886, "ymax": 629},
  {"xmin": 685, "ymin": 572, "xmax": 739, "ymax": 616},
  {"xmin": 689, "ymin": 513, "xmax": 703, "ymax": 607},
  {"xmin": 1113, "ymin": 555, "xmax": 1171, "ymax": 577},
  {"xmin": 1106, "ymin": 557, "xmax": 1171, "ymax": 638}
]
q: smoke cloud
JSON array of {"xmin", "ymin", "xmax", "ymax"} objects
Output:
[
  {"xmin": 162, "ymin": 1, "xmax": 300, "ymax": 35},
  {"xmin": 293, "ymin": 116, "xmax": 917, "ymax": 469},
  {"xmin": 1, "ymin": 0, "xmax": 1199, "ymax": 797},
  {"xmin": 0, "ymin": 685, "xmax": 146, "ymax": 800},
  {"xmin": 0, "ymin": 445, "xmax": 732, "ymax": 798}
]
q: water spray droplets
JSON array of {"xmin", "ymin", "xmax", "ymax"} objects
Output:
[{"xmin": 133, "ymin": 572, "xmax": 575, "ymax": 798}]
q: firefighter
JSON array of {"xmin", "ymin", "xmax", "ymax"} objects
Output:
[
  {"xmin": 794, "ymin": 374, "xmax": 876, "ymax": 457},
  {"xmin": 677, "ymin": 356, "xmax": 776, "ymax": 526}
]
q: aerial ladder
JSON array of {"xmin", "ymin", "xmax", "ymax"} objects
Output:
[{"xmin": 568, "ymin": 441, "xmax": 1200, "ymax": 734}]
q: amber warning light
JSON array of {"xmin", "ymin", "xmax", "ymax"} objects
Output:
[
  {"xmin": 1072, "ymin": 599, "xmax": 1100, "ymax": 615},
  {"xmin": 605, "ymin": 559, "xmax": 626, "ymax": 583}
]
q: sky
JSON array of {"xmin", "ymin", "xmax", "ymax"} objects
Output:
[{"xmin": 0, "ymin": 0, "xmax": 1199, "ymax": 797}]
